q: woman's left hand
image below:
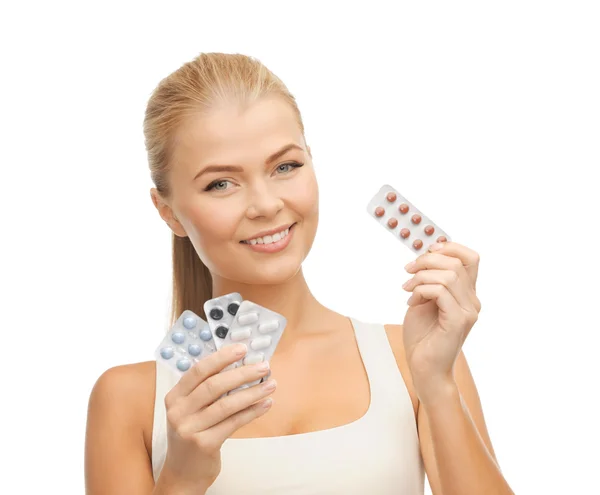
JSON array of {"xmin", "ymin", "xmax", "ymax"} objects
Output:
[{"xmin": 401, "ymin": 241, "xmax": 482, "ymax": 402}]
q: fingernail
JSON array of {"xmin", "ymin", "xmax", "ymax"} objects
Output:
[
  {"xmin": 262, "ymin": 398, "xmax": 273, "ymax": 408},
  {"xmin": 262, "ymin": 379, "xmax": 277, "ymax": 391},
  {"xmin": 429, "ymin": 242, "xmax": 444, "ymax": 251},
  {"xmin": 404, "ymin": 261, "xmax": 416, "ymax": 271},
  {"xmin": 234, "ymin": 344, "xmax": 247, "ymax": 356},
  {"xmin": 402, "ymin": 279, "xmax": 412, "ymax": 290},
  {"xmin": 256, "ymin": 361, "xmax": 270, "ymax": 371}
]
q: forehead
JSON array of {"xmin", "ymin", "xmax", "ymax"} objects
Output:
[{"xmin": 171, "ymin": 97, "xmax": 304, "ymax": 168}]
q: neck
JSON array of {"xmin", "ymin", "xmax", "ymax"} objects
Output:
[{"xmin": 211, "ymin": 269, "xmax": 322, "ymax": 330}]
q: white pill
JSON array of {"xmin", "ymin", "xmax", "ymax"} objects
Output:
[
  {"xmin": 238, "ymin": 312, "xmax": 259, "ymax": 325},
  {"xmin": 243, "ymin": 353, "xmax": 265, "ymax": 365},
  {"xmin": 230, "ymin": 327, "xmax": 252, "ymax": 341},
  {"xmin": 258, "ymin": 320, "xmax": 279, "ymax": 333},
  {"xmin": 250, "ymin": 336, "xmax": 272, "ymax": 351}
]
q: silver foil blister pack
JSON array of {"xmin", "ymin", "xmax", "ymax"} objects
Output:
[
  {"xmin": 221, "ymin": 300, "xmax": 287, "ymax": 394},
  {"xmin": 367, "ymin": 184, "xmax": 451, "ymax": 253},
  {"xmin": 154, "ymin": 296, "xmax": 287, "ymax": 395},
  {"xmin": 154, "ymin": 310, "xmax": 217, "ymax": 375},
  {"xmin": 203, "ymin": 292, "xmax": 243, "ymax": 346}
]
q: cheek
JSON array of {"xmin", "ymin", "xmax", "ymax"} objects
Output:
[
  {"xmin": 180, "ymin": 199, "xmax": 239, "ymax": 244},
  {"xmin": 290, "ymin": 170, "xmax": 319, "ymax": 217}
]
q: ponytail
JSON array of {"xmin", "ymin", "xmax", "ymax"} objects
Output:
[{"xmin": 171, "ymin": 235, "xmax": 212, "ymax": 324}]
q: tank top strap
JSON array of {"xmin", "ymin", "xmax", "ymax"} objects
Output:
[
  {"xmin": 349, "ymin": 317, "xmax": 411, "ymax": 409},
  {"xmin": 151, "ymin": 362, "xmax": 178, "ymax": 481}
]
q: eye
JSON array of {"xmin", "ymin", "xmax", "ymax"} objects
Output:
[
  {"xmin": 205, "ymin": 180, "xmax": 232, "ymax": 192},
  {"xmin": 275, "ymin": 162, "xmax": 304, "ymax": 174}
]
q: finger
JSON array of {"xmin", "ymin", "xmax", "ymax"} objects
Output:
[
  {"xmin": 181, "ymin": 378, "xmax": 277, "ymax": 434},
  {"xmin": 403, "ymin": 269, "xmax": 473, "ymax": 312},
  {"xmin": 427, "ymin": 241, "xmax": 480, "ymax": 286},
  {"xmin": 408, "ymin": 284, "xmax": 479, "ymax": 332},
  {"xmin": 167, "ymin": 343, "xmax": 248, "ymax": 400},
  {"xmin": 181, "ymin": 361, "xmax": 272, "ymax": 415},
  {"xmin": 407, "ymin": 284, "xmax": 461, "ymax": 317},
  {"xmin": 195, "ymin": 396, "xmax": 274, "ymax": 449},
  {"xmin": 405, "ymin": 252, "xmax": 468, "ymax": 282}
]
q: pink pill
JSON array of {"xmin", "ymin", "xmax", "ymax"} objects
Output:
[
  {"xmin": 400, "ymin": 228, "xmax": 410, "ymax": 239},
  {"xmin": 424, "ymin": 225, "xmax": 435, "ymax": 236},
  {"xmin": 399, "ymin": 203, "xmax": 409, "ymax": 214},
  {"xmin": 375, "ymin": 207, "xmax": 385, "ymax": 217}
]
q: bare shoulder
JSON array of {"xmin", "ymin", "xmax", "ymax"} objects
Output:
[
  {"xmin": 88, "ymin": 361, "xmax": 156, "ymax": 419},
  {"xmin": 87, "ymin": 361, "xmax": 156, "ymax": 450},
  {"xmin": 94, "ymin": 360, "xmax": 157, "ymax": 393},
  {"xmin": 384, "ymin": 324, "xmax": 419, "ymax": 420},
  {"xmin": 85, "ymin": 361, "xmax": 157, "ymax": 494}
]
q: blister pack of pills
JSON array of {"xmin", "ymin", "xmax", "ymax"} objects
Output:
[
  {"xmin": 367, "ymin": 184, "xmax": 451, "ymax": 253},
  {"xmin": 154, "ymin": 310, "xmax": 218, "ymax": 375},
  {"xmin": 203, "ymin": 292, "xmax": 243, "ymax": 346},
  {"xmin": 221, "ymin": 300, "xmax": 287, "ymax": 394}
]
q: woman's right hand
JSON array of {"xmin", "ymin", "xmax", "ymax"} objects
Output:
[{"xmin": 156, "ymin": 343, "xmax": 276, "ymax": 494}]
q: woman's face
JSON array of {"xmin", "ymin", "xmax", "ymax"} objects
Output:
[{"xmin": 155, "ymin": 96, "xmax": 319, "ymax": 285}]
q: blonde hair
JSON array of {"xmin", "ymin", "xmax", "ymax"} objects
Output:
[{"xmin": 143, "ymin": 53, "xmax": 305, "ymax": 324}]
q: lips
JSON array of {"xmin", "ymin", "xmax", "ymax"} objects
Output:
[
  {"xmin": 240, "ymin": 223, "xmax": 296, "ymax": 254},
  {"xmin": 241, "ymin": 223, "xmax": 296, "ymax": 245}
]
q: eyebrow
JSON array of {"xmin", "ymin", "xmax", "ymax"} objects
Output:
[{"xmin": 193, "ymin": 143, "xmax": 304, "ymax": 181}]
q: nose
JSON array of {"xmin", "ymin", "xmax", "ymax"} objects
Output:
[{"xmin": 245, "ymin": 182, "xmax": 284, "ymax": 220}]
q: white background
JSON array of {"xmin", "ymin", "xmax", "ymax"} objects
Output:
[{"xmin": 1, "ymin": 1, "xmax": 599, "ymax": 493}]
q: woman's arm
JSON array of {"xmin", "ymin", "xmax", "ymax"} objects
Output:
[
  {"xmin": 386, "ymin": 324, "xmax": 512, "ymax": 495},
  {"xmin": 417, "ymin": 350, "xmax": 513, "ymax": 495}
]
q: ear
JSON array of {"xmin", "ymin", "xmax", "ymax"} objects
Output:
[{"xmin": 150, "ymin": 188, "xmax": 187, "ymax": 238}]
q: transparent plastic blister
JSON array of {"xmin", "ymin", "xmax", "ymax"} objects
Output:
[
  {"xmin": 221, "ymin": 300, "xmax": 287, "ymax": 394},
  {"xmin": 367, "ymin": 184, "xmax": 452, "ymax": 253},
  {"xmin": 154, "ymin": 310, "xmax": 217, "ymax": 376},
  {"xmin": 203, "ymin": 292, "xmax": 243, "ymax": 347}
]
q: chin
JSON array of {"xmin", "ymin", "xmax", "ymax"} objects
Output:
[
  {"xmin": 233, "ymin": 254, "xmax": 304, "ymax": 286},
  {"xmin": 255, "ymin": 258, "xmax": 303, "ymax": 285}
]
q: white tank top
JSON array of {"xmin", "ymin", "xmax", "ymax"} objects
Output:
[{"xmin": 151, "ymin": 318, "xmax": 425, "ymax": 494}]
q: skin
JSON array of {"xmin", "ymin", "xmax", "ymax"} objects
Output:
[{"xmin": 85, "ymin": 96, "xmax": 508, "ymax": 495}]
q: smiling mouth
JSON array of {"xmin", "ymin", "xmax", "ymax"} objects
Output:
[{"xmin": 241, "ymin": 223, "xmax": 296, "ymax": 245}]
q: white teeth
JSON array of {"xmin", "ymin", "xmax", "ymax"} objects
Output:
[{"xmin": 245, "ymin": 226, "xmax": 292, "ymax": 245}]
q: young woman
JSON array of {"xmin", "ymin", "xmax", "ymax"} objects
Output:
[{"xmin": 85, "ymin": 53, "xmax": 515, "ymax": 495}]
